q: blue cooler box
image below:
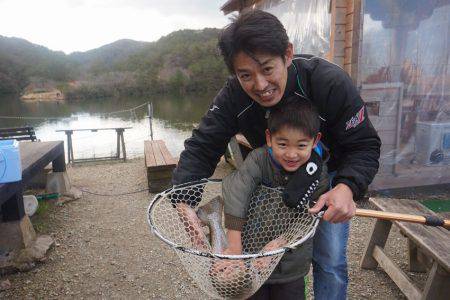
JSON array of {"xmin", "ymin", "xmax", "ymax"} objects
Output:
[{"xmin": 0, "ymin": 139, "xmax": 22, "ymax": 183}]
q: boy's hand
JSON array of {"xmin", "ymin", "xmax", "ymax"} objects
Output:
[
  {"xmin": 222, "ymin": 247, "xmax": 242, "ymax": 255},
  {"xmin": 211, "ymin": 247, "xmax": 245, "ymax": 284},
  {"xmin": 210, "ymin": 229, "xmax": 244, "ymax": 282},
  {"xmin": 224, "ymin": 229, "xmax": 243, "ymax": 255},
  {"xmin": 308, "ymin": 183, "xmax": 355, "ymax": 223},
  {"xmin": 261, "ymin": 237, "xmax": 287, "ymax": 252},
  {"xmin": 253, "ymin": 236, "xmax": 287, "ymax": 272}
]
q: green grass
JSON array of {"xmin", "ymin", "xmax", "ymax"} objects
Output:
[
  {"xmin": 36, "ymin": 200, "xmax": 50, "ymax": 215},
  {"xmin": 32, "ymin": 200, "xmax": 52, "ymax": 233},
  {"xmin": 420, "ymin": 199, "xmax": 450, "ymax": 212}
]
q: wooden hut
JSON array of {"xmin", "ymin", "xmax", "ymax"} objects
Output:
[{"xmin": 220, "ymin": 0, "xmax": 450, "ymax": 190}]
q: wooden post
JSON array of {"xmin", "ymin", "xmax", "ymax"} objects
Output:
[
  {"xmin": 66, "ymin": 130, "xmax": 74, "ymax": 163},
  {"xmin": 408, "ymin": 239, "xmax": 426, "ymax": 273},
  {"xmin": 65, "ymin": 131, "xmax": 70, "ymax": 163},
  {"xmin": 148, "ymin": 102, "xmax": 154, "ymax": 141},
  {"xmin": 421, "ymin": 262, "xmax": 450, "ymax": 300},
  {"xmin": 360, "ymin": 219, "xmax": 392, "ymax": 269},
  {"xmin": 372, "ymin": 245, "xmax": 422, "ymax": 299},
  {"xmin": 116, "ymin": 129, "xmax": 121, "ymax": 159},
  {"xmin": 1, "ymin": 184, "xmax": 25, "ymax": 222},
  {"xmin": 119, "ymin": 129, "xmax": 126, "ymax": 161},
  {"xmin": 330, "ymin": 0, "xmax": 347, "ymax": 67},
  {"xmin": 52, "ymin": 145, "xmax": 66, "ymax": 173},
  {"xmin": 344, "ymin": 0, "xmax": 362, "ymax": 82}
]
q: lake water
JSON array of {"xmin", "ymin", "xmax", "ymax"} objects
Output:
[{"xmin": 0, "ymin": 94, "xmax": 214, "ymax": 160}]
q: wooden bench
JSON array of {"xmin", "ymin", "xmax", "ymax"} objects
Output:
[
  {"xmin": 0, "ymin": 126, "xmax": 37, "ymax": 141},
  {"xmin": 144, "ymin": 140, "xmax": 177, "ymax": 193},
  {"xmin": 360, "ymin": 198, "xmax": 450, "ymax": 299}
]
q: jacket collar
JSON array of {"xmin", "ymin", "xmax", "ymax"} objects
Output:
[
  {"xmin": 272, "ymin": 63, "xmax": 301, "ymax": 110},
  {"xmin": 284, "ymin": 63, "xmax": 298, "ymax": 97}
]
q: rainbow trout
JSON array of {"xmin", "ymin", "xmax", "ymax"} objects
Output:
[
  {"xmin": 198, "ymin": 196, "xmax": 251, "ymax": 298},
  {"xmin": 196, "ymin": 196, "xmax": 228, "ymax": 253}
]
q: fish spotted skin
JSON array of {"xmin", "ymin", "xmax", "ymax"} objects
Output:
[{"xmin": 197, "ymin": 196, "xmax": 228, "ymax": 254}]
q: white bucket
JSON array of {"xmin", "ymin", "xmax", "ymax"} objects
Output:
[{"xmin": 23, "ymin": 195, "xmax": 39, "ymax": 216}]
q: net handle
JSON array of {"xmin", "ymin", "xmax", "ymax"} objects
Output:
[
  {"xmin": 147, "ymin": 179, "xmax": 321, "ymax": 260},
  {"xmin": 355, "ymin": 208, "xmax": 450, "ymax": 228}
]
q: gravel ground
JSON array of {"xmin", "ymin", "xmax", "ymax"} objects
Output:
[{"xmin": 1, "ymin": 158, "xmax": 444, "ymax": 299}]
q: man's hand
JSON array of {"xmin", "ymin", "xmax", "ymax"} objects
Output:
[{"xmin": 309, "ymin": 183, "xmax": 356, "ymax": 223}]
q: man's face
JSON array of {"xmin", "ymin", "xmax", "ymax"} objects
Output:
[
  {"xmin": 266, "ymin": 127, "xmax": 320, "ymax": 172},
  {"xmin": 233, "ymin": 45, "xmax": 293, "ymax": 107}
]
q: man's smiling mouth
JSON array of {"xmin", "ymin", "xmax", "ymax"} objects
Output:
[{"xmin": 258, "ymin": 88, "xmax": 276, "ymax": 98}]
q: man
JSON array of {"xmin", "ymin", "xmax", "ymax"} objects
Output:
[{"xmin": 172, "ymin": 10, "xmax": 381, "ymax": 299}]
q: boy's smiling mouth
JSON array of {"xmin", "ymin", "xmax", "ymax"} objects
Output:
[{"xmin": 283, "ymin": 159, "xmax": 300, "ymax": 168}]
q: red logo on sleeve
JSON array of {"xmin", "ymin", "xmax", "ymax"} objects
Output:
[{"xmin": 345, "ymin": 106, "xmax": 365, "ymax": 130}]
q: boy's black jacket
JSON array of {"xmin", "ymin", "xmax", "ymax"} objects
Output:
[{"xmin": 173, "ymin": 54, "xmax": 381, "ymax": 200}]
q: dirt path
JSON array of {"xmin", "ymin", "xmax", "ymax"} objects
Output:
[{"xmin": 0, "ymin": 159, "xmax": 434, "ymax": 299}]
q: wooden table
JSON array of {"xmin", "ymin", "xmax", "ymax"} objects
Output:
[
  {"xmin": 56, "ymin": 127, "xmax": 131, "ymax": 163},
  {"xmin": 0, "ymin": 141, "xmax": 65, "ymax": 221},
  {"xmin": 360, "ymin": 198, "xmax": 450, "ymax": 299}
]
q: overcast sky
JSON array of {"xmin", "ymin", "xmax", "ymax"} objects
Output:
[{"xmin": 0, "ymin": 0, "xmax": 230, "ymax": 54}]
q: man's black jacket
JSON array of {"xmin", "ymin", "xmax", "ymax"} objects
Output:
[{"xmin": 172, "ymin": 55, "xmax": 381, "ymax": 200}]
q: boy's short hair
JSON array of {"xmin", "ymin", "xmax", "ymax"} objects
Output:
[
  {"xmin": 268, "ymin": 99, "xmax": 321, "ymax": 138},
  {"xmin": 218, "ymin": 9, "xmax": 289, "ymax": 73}
]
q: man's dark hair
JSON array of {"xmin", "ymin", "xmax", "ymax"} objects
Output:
[
  {"xmin": 268, "ymin": 99, "xmax": 321, "ymax": 138},
  {"xmin": 218, "ymin": 9, "xmax": 289, "ymax": 73}
]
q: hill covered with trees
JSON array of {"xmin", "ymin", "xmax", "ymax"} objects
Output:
[
  {"xmin": 0, "ymin": 36, "xmax": 73, "ymax": 94},
  {"xmin": 0, "ymin": 28, "xmax": 229, "ymax": 99}
]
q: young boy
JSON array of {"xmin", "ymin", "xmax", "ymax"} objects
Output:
[{"xmin": 222, "ymin": 99, "xmax": 329, "ymax": 300}]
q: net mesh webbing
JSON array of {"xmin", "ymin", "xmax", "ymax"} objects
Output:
[{"xmin": 148, "ymin": 180, "xmax": 319, "ymax": 299}]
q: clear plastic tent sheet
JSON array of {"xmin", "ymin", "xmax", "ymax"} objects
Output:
[
  {"xmin": 256, "ymin": 0, "xmax": 331, "ymax": 57},
  {"xmin": 359, "ymin": 0, "xmax": 450, "ymax": 189}
]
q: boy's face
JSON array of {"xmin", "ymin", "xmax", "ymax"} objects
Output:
[
  {"xmin": 266, "ymin": 127, "xmax": 320, "ymax": 172},
  {"xmin": 233, "ymin": 44, "xmax": 293, "ymax": 108}
]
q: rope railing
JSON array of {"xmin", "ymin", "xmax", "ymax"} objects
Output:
[{"xmin": 0, "ymin": 101, "xmax": 150, "ymax": 120}]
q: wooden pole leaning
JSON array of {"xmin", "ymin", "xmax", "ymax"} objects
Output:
[{"xmin": 355, "ymin": 208, "xmax": 450, "ymax": 228}]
